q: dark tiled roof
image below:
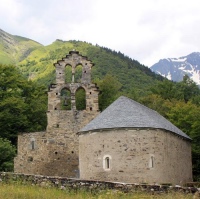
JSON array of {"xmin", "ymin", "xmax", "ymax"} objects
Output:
[{"xmin": 80, "ymin": 96, "xmax": 191, "ymax": 140}]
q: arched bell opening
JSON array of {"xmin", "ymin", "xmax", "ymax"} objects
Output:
[
  {"xmin": 75, "ymin": 87, "xmax": 86, "ymax": 110},
  {"xmin": 65, "ymin": 64, "xmax": 72, "ymax": 83},
  {"xmin": 75, "ymin": 64, "xmax": 83, "ymax": 83},
  {"xmin": 60, "ymin": 88, "xmax": 71, "ymax": 110}
]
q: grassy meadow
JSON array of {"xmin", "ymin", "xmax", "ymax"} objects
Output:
[{"xmin": 0, "ymin": 182, "xmax": 195, "ymax": 199}]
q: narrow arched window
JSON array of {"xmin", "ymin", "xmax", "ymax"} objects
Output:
[
  {"xmin": 61, "ymin": 88, "xmax": 71, "ymax": 110},
  {"xmin": 149, "ymin": 155, "xmax": 154, "ymax": 168},
  {"xmin": 65, "ymin": 64, "xmax": 72, "ymax": 83},
  {"xmin": 103, "ymin": 155, "xmax": 111, "ymax": 170},
  {"xmin": 75, "ymin": 87, "xmax": 86, "ymax": 110},
  {"xmin": 75, "ymin": 64, "xmax": 83, "ymax": 83},
  {"xmin": 31, "ymin": 140, "xmax": 35, "ymax": 150},
  {"xmin": 30, "ymin": 138, "xmax": 35, "ymax": 150},
  {"xmin": 105, "ymin": 157, "xmax": 110, "ymax": 169}
]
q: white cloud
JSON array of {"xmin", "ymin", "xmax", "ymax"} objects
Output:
[
  {"xmin": 0, "ymin": 0, "xmax": 200, "ymax": 66},
  {"xmin": 0, "ymin": 0, "xmax": 24, "ymax": 30}
]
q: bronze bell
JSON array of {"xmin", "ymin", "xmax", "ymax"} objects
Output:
[{"xmin": 63, "ymin": 96, "xmax": 68, "ymax": 106}]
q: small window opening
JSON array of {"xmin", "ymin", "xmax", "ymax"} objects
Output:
[
  {"xmin": 28, "ymin": 156, "xmax": 33, "ymax": 162},
  {"xmin": 55, "ymin": 151, "xmax": 58, "ymax": 155},
  {"xmin": 84, "ymin": 71, "xmax": 86, "ymax": 73},
  {"xmin": 103, "ymin": 155, "xmax": 111, "ymax": 170},
  {"xmin": 149, "ymin": 155, "xmax": 154, "ymax": 168},
  {"xmin": 56, "ymin": 124, "xmax": 59, "ymax": 128},
  {"xmin": 31, "ymin": 140, "xmax": 35, "ymax": 150},
  {"xmin": 65, "ymin": 64, "xmax": 72, "ymax": 83},
  {"xmin": 105, "ymin": 157, "xmax": 110, "ymax": 169},
  {"xmin": 75, "ymin": 64, "xmax": 83, "ymax": 82},
  {"xmin": 55, "ymin": 107, "xmax": 57, "ymax": 110},
  {"xmin": 90, "ymin": 107, "xmax": 92, "ymax": 111},
  {"xmin": 56, "ymin": 93, "xmax": 58, "ymax": 95},
  {"xmin": 90, "ymin": 92, "xmax": 92, "ymax": 94},
  {"xmin": 71, "ymin": 151, "xmax": 74, "ymax": 154}
]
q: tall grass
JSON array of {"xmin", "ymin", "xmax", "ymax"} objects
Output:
[{"xmin": 0, "ymin": 182, "xmax": 194, "ymax": 199}]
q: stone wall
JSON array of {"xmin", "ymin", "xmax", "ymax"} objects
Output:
[
  {"xmin": 14, "ymin": 51, "xmax": 99, "ymax": 177},
  {"xmin": 79, "ymin": 128, "xmax": 192, "ymax": 185},
  {"xmin": 54, "ymin": 51, "xmax": 93, "ymax": 85},
  {"xmin": 48, "ymin": 83, "xmax": 99, "ymax": 112},
  {"xmin": 14, "ymin": 108, "xmax": 98, "ymax": 178},
  {"xmin": 0, "ymin": 173, "xmax": 199, "ymax": 195}
]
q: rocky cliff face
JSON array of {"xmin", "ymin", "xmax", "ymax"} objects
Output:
[{"xmin": 151, "ymin": 52, "xmax": 200, "ymax": 85}]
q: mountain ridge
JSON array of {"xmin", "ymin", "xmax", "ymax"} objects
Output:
[
  {"xmin": 0, "ymin": 28, "xmax": 164, "ymax": 97},
  {"xmin": 151, "ymin": 52, "xmax": 200, "ymax": 85},
  {"xmin": 0, "ymin": 29, "xmax": 43, "ymax": 64}
]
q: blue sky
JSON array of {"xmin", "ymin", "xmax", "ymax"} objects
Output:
[{"xmin": 0, "ymin": 0, "xmax": 200, "ymax": 67}]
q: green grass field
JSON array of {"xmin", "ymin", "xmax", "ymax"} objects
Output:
[{"xmin": 0, "ymin": 182, "xmax": 194, "ymax": 199}]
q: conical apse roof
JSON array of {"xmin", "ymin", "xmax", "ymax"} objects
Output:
[{"xmin": 80, "ymin": 96, "xmax": 191, "ymax": 140}]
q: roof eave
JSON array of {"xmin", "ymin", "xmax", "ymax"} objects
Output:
[{"xmin": 78, "ymin": 127, "xmax": 192, "ymax": 141}]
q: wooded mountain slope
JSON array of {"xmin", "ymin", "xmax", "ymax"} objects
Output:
[
  {"xmin": 0, "ymin": 29, "xmax": 42, "ymax": 65},
  {"xmin": 0, "ymin": 28, "xmax": 164, "ymax": 96},
  {"xmin": 16, "ymin": 40, "xmax": 163, "ymax": 97}
]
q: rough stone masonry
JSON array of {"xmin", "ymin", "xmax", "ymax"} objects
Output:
[{"xmin": 14, "ymin": 51, "xmax": 99, "ymax": 177}]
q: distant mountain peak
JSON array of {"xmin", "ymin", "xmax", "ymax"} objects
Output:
[{"xmin": 151, "ymin": 52, "xmax": 200, "ymax": 85}]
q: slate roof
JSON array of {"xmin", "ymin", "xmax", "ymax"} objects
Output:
[{"xmin": 80, "ymin": 96, "xmax": 191, "ymax": 140}]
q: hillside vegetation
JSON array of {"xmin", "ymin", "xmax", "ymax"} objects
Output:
[
  {"xmin": 0, "ymin": 29, "xmax": 200, "ymax": 181},
  {"xmin": 17, "ymin": 40, "xmax": 163, "ymax": 97},
  {"xmin": 0, "ymin": 29, "xmax": 42, "ymax": 65}
]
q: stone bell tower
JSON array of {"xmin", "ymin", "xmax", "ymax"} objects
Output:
[
  {"xmin": 48, "ymin": 50, "xmax": 99, "ymax": 112},
  {"xmin": 46, "ymin": 51, "xmax": 99, "ymax": 177},
  {"xmin": 14, "ymin": 51, "xmax": 99, "ymax": 177}
]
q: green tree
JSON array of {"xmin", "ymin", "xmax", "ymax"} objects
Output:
[
  {"xmin": 22, "ymin": 81, "xmax": 47, "ymax": 132},
  {"xmin": 140, "ymin": 94, "xmax": 173, "ymax": 118},
  {"xmin": 174, "ymin": 75, "xmax": 200, "ymax": 102},
  {"xmin": 0, "ymin": 138, "xmax": 16, "ymax": 171},
  {"xmin": 96, "ymin": 74, "xmax": 122, "ymax": 111},
  {"xmin": 151, "ymin": 79, "xmax": 176, "ymax": 101},
  {"xmin": 0, "ymin": 65, "xmax": 29, "ymax": 142},
  {"xmin": 167, "ymin": 101, "xmax": 200, "ymax": 181},
  {"xmin": 0, "ymin": 64, "xmax": 47, "ymax": 144},
  {"xmin": 0, "ymin": 96, "xmax": 28, "ymax": 142},
  {"xmin": 151, "ymin": 76, "xmax": 200, "ymax": 103}
]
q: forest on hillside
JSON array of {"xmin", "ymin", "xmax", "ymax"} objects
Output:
[
  {"xmin": 0, "ymin": 41, "xmax": 200, "ymax": 181},
  {"xmin": 17, "ymin": 40, "xmax": 163, "ymax": 95}
]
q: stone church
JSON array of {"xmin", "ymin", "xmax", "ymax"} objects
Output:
[{"xmin": 14, "ymin": 51, "xmax": 193, "ymax": 185}]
